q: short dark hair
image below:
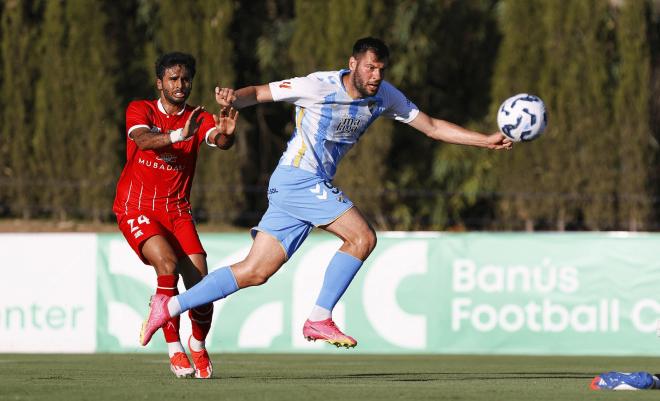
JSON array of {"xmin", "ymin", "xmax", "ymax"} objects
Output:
[
  {"xmin": 352, "ymin": 37, "xmax": 389, "ymax": 61},
  {"xmin": 155, "ymin": 52, "xmax": 196, "ymax": 79}
]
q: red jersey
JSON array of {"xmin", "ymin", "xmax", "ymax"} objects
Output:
[{"xmin": 113, "ymin": 99, "xmax": 216, "ymax": 216}]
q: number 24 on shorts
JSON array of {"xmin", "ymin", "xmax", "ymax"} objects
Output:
[{"xmin": 127, "ymin": 215, "xmax": 151, "ymax": 239}]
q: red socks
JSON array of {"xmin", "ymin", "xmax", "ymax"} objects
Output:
[
  {"xmin": 157, "ymin": 274, "xmax": 180, "ymax": 343},
  {"xmin": 157, "ymin": 274, "xmax": 213, "ymax": 343},
  {"xmin": 190, "ymin": 303, "xmax": 213, "ymax": 342}
]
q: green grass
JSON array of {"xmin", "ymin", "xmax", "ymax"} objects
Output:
[{"xmin": 1, "ymin": 354, "xmax": 660, "ymax": 401}]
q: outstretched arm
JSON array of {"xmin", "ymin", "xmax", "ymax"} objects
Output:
[
  {"xmin": 215, "ymin": 84, "xmax": 273, "ymax": 109},
  {"xmin": 132, "ymin": 106, "xmax": 204, "ymax": 150},
  {"xmin": 408, "ymin": 111, "xmax": 512, "ymax": 150}
]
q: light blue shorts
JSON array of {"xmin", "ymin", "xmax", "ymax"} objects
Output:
[{"xmin": 251, "ymin": 165, "xmax": 353, "ymax": 259}]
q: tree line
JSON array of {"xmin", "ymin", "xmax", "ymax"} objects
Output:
[{"xmin": 1, "ymin": 0, "xmax": 658, "ymax": 231}]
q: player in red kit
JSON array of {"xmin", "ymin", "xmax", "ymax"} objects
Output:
[{"xmin": 113, "ymin": 52, "xmax": 238, "ymax": 379}]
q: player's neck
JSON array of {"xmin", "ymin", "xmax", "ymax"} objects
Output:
[
  {"xmin": 160, "ymin": 97, "xmax": 186, "ymax": 115},
  {"xmin": 342, "ymin": 73, "xmax": 362, "ymax": 100}
]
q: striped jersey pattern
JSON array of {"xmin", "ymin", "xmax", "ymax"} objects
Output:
[
  {"xmin": 113, "ymin": 99, "xmax": 216, "ymax": 217},
  {"xmin": 270, "ymin": 69, "xmax": 419, "ymax": 181}
]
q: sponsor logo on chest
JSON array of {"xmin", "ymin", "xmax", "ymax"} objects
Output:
[
  {"xmin": 335, "ymin": 115, "xmax": 366, "ymax": 138},
  {"xmin": 138, "ymin": 157, "xmax": 185, "ymax": 172}
]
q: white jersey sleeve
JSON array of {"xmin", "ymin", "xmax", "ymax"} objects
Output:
[
  {"xmin": 268, "ymin": 76, "xmax": 325, "ymax": 108},
  {"xmin": 379, "ymin": 81, "xmax": 419, "ymax": 123}
]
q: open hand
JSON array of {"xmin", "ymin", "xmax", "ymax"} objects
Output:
[
  {"xmin": 213, "ymin": 106, "xmax": 239, "ymax": 135},
  {"xmin": 182, "ymin": 106, "xmax": 204, "ymax": 140}
]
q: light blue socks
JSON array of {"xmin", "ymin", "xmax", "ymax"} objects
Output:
[
  {"xmin": 177, "ymin": 266, "xmax": 239, "ymax": 313},
  {"xmin": 315, "ymin": 251, "xmax": 363, "ymax": 311},
  {"xmin": 174, "ymin": 253, "xmax": 362, "ymax": 320}
]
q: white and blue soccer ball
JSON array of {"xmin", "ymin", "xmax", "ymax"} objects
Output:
[{"xmin": 497, "ymin": 93, "xmax": 547, "ymax": 142}]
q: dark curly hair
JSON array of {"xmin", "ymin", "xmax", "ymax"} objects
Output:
[
  {"xmin": 155, "ymin": 52, "xmax": 196, "ymax": 79},
  {"xmin": 352, "ymin": 37, "xmax": 389, "ymax": 61}
]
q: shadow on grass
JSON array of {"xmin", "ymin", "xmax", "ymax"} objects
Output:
[{"xmin": 223, "ymin": 371, "xmax": 595, "ymax": 382}]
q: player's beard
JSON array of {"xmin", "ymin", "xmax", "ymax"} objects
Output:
[
  {"xmin": 164, "ymin": 88, "xmax": 189, "ymax": 106},
  {"xmin": 352, "ymin": 73, "xmax": 380, "ymax": 98}
]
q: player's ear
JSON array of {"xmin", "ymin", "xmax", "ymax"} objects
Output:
[
  {"xmin": 349, "ymin": 56, "xmax": 357, "ymax": 71},
  {"xmin": 156, "ymin": 79, "xmax": 163, "ymax": 91}
]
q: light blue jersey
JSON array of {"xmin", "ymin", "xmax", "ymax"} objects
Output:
[
  {"xmin": 269, "ymin": 69, "xmax": 419, "ymax": 181},
  {"xmin": 253, "ymin": 70, "xmax": 419, "ymax": 258}
]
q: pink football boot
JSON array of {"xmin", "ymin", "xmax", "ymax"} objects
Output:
[
  {"xmin": 139, "ymin": 294, "xmax": 171, "ymax": 346},
  {"xmin": 303, "ymin": 318, "xmax": 357, "ymax": 348}
]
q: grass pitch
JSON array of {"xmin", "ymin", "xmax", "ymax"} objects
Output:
[{"xmin": 2, "ymin": 353, "xmax": 660, "ymax": 401}]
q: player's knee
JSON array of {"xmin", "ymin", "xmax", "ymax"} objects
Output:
[
  {"xmin": 348, "ymin": 229, "xmax": 377, "ymax": 260},
  {"xmin": 236, "ymin": 264, "xmax": 273, "ymax": 287},
  {"xmin": 151, "ymin": 255, "xmax": 178, "ymax": 275},
  {"xmin": 246, "ymin": 269, "xmax": 271, "ymax": 286},
  {"xmin": 254, "ymin": 271, "xmax": 272, "ymax": 286},
  {"xmin": 362, "ymin": 228, "xmax": 377, "ymax": 256}
]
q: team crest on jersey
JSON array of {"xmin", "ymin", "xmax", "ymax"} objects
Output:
[
  {"xmin": 157, "ymin": 153, "xmax": 177, "ymax": 164},
  {"xmin": 367, "ymin": 100, "xmax": 379, "ymax": 114},
  {"xmin": 279, "ymin": 81, "xmax": 292, "ymax": 89}
]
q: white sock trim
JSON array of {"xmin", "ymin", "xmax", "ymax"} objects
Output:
[
  {"xmin": 167, "ymin": 341, "xmax": 185, "ymax": 357},
  {"xmin": 168, "ymin": 296, "xmax": 182, "ymax": 317},
  {"xmin": 308, "ymin": 305, "xmax": 332, "ymax": 322},
  {"xmin": 189, "ymin": 335, "xmax": 205, "ymax": 352}
]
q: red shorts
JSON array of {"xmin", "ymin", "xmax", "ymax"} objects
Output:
[{"xmin": 116, "ymin": 210, "xmax": 205, "ymax": 265}]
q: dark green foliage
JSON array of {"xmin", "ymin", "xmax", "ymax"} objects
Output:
[
  {"xmin": 384, "ymin": 0, "xmax": 501, "ymax": 230},
  {"xmin": 491, "ymin": 0, "xmax": 653, "ymax": 231},
  {"xmin": 29, "ymin": 0, "xmax": 120, "ymax": 221},
  {"xmin": 490, "ymin": 0, "xmax": 548, "ymax": 230},
  {"xmin": 614, "ymin": 0, "xmax": 652, "ymax": 230},
  {"xmin": 537, "ymin": 1, "xmax": 582, "ymax": 230},
  {"xmin": 66, "ymin": 0, "xmax": 121, "ymax": 221},
  {"xmin": 0, "ymin": 0, "xmax": 658, "ymax": 231},
  {"xmin": 562, "ymin": 0, "xmax": 616, "ymax": 230},
  {"xmin": 2, "ymin": 0, "xmax": 39, "ymax": 218},
  {"xmin": 194, "ymin": 1, "xmax": 245, "ymax": 224},
  {"xmin": 33, "ymin": 0, "xmax": 71, "ymax": 219}
]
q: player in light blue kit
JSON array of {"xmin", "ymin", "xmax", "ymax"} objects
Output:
[{"xmin": 140, "ymin": 37, "xmax": 512, "ymax": 349}]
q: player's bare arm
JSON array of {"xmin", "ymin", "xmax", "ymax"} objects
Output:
[
  {"xmin": 208, "ymin": 107, "xmax": 239, "ymax": 150},
  {"xmin": 215, "ymin": 84, "xmax": 273, "ymax": 109},
  {"xmin": 408, "ymin": 111, "xmax": 513, "ymax": 150},
  {"xmin": 131, "ymin": 107, "xmax": 204, "ymax": 150}
]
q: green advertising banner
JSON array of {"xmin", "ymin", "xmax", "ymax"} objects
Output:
[{"xmin": 95, "ymin": 232, "xmax": 660, "ymax": 356}]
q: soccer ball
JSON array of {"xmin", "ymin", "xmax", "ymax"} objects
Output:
[{"xmin": 497, "ymin": 93, "xmax": 547, "ymax": 142}]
